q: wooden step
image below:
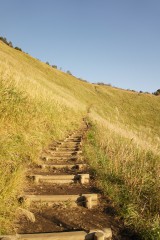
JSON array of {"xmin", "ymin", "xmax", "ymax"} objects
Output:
[
  {"xmin": 20, "ymin": 231, "xmax": 87, "ymax": 240},
  {"xmin": 24, "ymin": 193, "xmax": 98, "ymax": 209},
  {"xmin": 66, "ymin": 135, "xmax": 82, "ymax": 140},
  {"xmin": 51, "ymin": 151, "xmax": 82, "ymax": 155},
  {"xmin": 59, "ymin": 140, "xmax": 80, "ymax": 144},
  {"xmin": 61, "ymin": 142, "xmax": 81, "ymax": 146},
  {"xmin": 64, "ymin": 139, "xmax": 81, "ymax": 143},
  {"xmin": 65, "ymin": 138, "xmax": 81, "ymax": 141},
  {"xmin": 39, "ymin": 163, "xmax": 87, "ymax": 170},
  {"xmin": 30, "ymin": 173, "xmax": 90, "ymax": 184},
  {"xmin": 43, "ymin": 156, "xmax": 79, "ymax": 161},
  {"xmin": 0, "ymin": 228, "xmax": 112, "ymax": 240},
  {"xmin": 55, "ymin": 147, "xmax": 80, "ymax": 151},
  {"xmin": 72, "ymin": 134, "xmax": 83, "ymax": 137}
]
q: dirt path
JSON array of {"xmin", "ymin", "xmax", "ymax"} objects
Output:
[{"xmin": 1, "ymin": 120, "xmax": 139, "ymax": 240}]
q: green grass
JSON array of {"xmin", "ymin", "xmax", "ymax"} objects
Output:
[{"xmin": 0, "ymin": 40, "xmax": 160, "ymax": 238}]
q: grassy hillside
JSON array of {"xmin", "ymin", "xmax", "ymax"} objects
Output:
[{"xmin": 0, "ymin": 41, "xmax": 160, "ymax": 239}]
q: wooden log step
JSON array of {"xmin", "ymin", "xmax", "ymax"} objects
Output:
[
  {"xmin": 67, "ymin": 135, "xmax": 81, "ymax": 138},
  {"xmin": 65, "ymin": 137, "xmax": 81, "ymax": 140},
  {"xmin": 20, "ymin": 231, "xmax": 87, "ymax": 240},
  {"xmin": 0, "ymin": 231, "xmax": 87, "ymax": 240},
  {"xmin": 39, "ymin": 163, "xmax": 87, "ymax": 170},
  {"xmin": 57, "ymin": 144, "xmax": 80, "ymax": 147},
  {"xmin": 63, "ymin": 142, "xmax": 81, "ymax": 145},
  {"xmin": 0, "ymin": 228, "xmax": 112, "ymax": 240},
  {"xmin": 61, "ymin": 143, "xmax": 81, "ymax": 147},
  {"xmin": 30, "ymin": 173, "xmax": 90, "ymax": 184},
  {"xmin": 52, "ymin": 151, "xmax": 82, "ymax": 155},
  {"xmin": 55, "ymin": 147, "xmax": 80, "ymax": 151},
  {"xmin": 58, "ymin": 140, "xmax": 80, "ymax": 143},
  {"xmin": 48, "ymin": 153, "xmax": 81, "ymax": 158},
  {"xmin": 43, "ymin": 156, "xmax": 79, "ymax": 161},
  {"xmin": 66, "ymin": 138, "xmax": 81, "ymax": 141},
  {"xmin": 72, "ymin": 134, "xmax": 83, "ymax": 137},
  {"xmin": 65, "ymin": 135, "xmax": 81, "ymax": 138},
  {"xmin": 64, "ymin": 139, "xmax": 81, "ymax": 143},
  {"xmin": 24, "ymin": 193, "xmax": 98, "ymax": 208}
]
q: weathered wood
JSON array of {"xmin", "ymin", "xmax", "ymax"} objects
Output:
[
  {"xmin": 31, "ymin": 173, "xmax": 89, "ymax": 184},
  {"xmin": 0, "ymin": 229, "xmax": 112, "ymax": 240},
  {"xmin": 0, "ymin": 231, "xmax": 88, "ymax": 240},
  {"xmin": 24, "ymin": 193, "xmax": 98, "ymax": 208},
  {"xmin": 39, "ymin": 163, "xmax": 87, "ymax": 170}
]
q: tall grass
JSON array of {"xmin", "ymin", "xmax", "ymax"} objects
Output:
[
  {"xmin": 0, "ymin": 78, "xmax": 85, "ymax": 233},
  {"xmin": 0, "ymin": 40, "xmax": 160, "ymax": 238},
  {"xmin": 84, "ymin": 112, "xmax": 160, "ymax": 239},
  {"xmin": 0, "ymin": 42, "xmax": 86, "ymax": 233}
]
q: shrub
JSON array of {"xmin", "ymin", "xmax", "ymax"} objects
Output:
[
  {"xmin": 153, "ymin": 89, "xmax": 160, "ymax": 96},
  {"xmin": 52, "ymin": 65, "xmax": 57, "ymax": 69},
  {"xmin": 66, "ymin": 70, "xmax": 72, "ymax": 75},
  {"xmin": 0, "ymin": 36, "xmax": 13, "ymax": 48},
  {"xmin": 15, "ymin": 47, "xmax": 22, "ymax": 52},
  {"xmin": 97, "ymin": 82, "xmax": 112, "ymax": 86},
  {"xmin": 8, "ymin": 41, "xmax": 13, "ymax": 47},
  {"xmin": 0, "ymin": 36, "xmax": 8, "ymax": 45}
]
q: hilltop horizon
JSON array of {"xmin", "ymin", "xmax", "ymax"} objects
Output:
[
  {"xmin": 0, "ymin": 0, "xmax": 160, "ymax": 93},
  {"xmin": 0, "ymin": 35, "xmax": 159, "ymax": 95}
]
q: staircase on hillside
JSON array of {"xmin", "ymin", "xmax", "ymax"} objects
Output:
[{"xmin": 1, "ymin": 120, "xmax": 112, "ymax": 240}]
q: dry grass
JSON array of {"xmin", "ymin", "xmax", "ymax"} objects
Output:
[
  {"xmin": 0, "ymin": 42, "xmax": 86, "ymax": 233},
  {"xmin": 0, "ymin": 40, "xmax": 160, "ymax": 238},
  {"xmin": 84, "ymin": 112, "xmax": 160, "ymax": 239}
]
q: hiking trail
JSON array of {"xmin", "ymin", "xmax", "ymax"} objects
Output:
[{"xmin": 1, "ymin": 120, "xmax": 133, "ymax": 240}]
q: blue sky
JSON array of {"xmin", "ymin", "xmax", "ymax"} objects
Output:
[{"xmin": 0, "ymin": 0, "xmax": 160, "ymax": 92}]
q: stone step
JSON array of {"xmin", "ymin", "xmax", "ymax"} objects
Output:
[
  {"xmin": 39, "ymin": 163, "xmax": 87, "ymax": 170},
  {"xmin": 0, "ymin": 228, "xmax": 112, "ymax": 240},
  {"xmin": 24, "ymin": 193, "xmax": 98, "ymax": 209},
  {"xmin": 30, "ymin": 173, "xmax": 90, "ymax": 184}
]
